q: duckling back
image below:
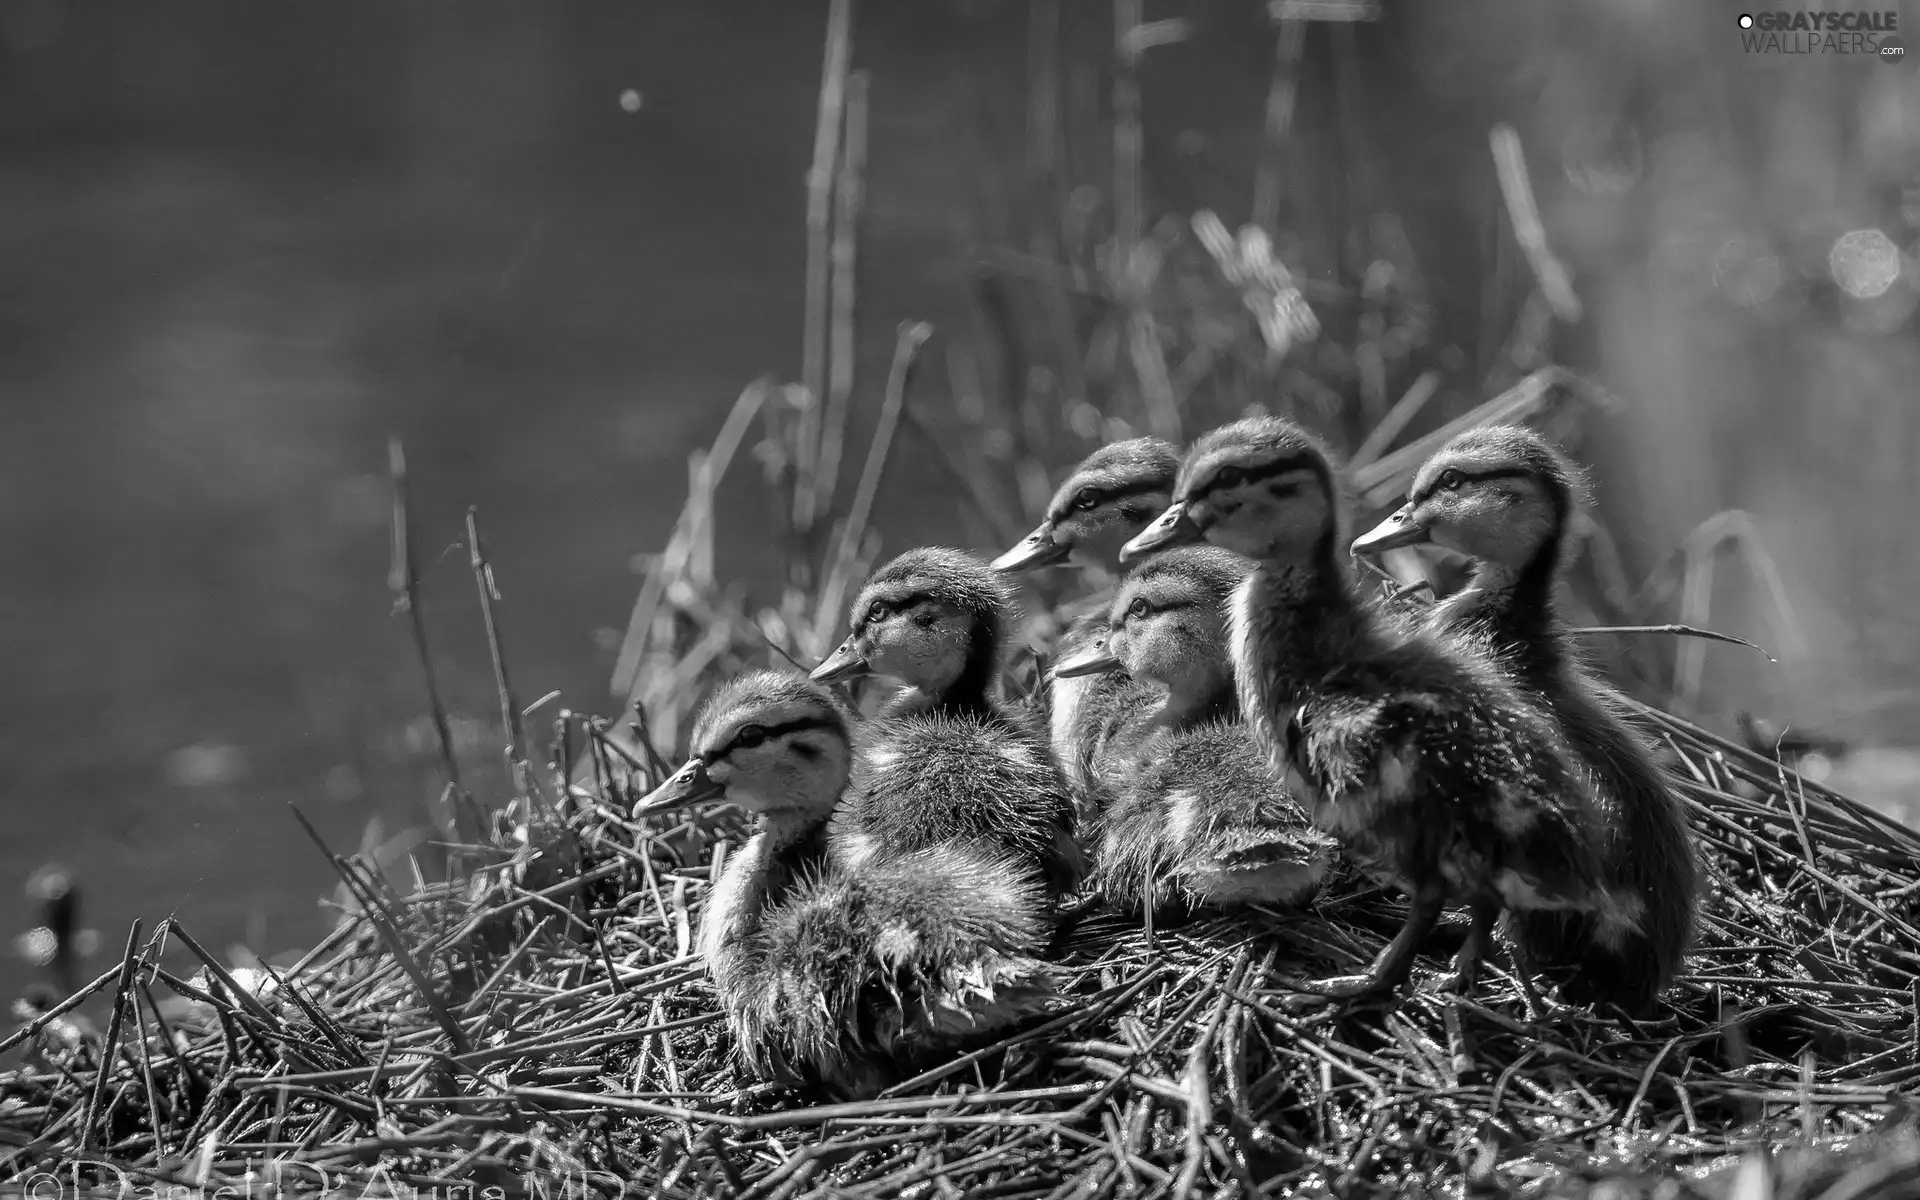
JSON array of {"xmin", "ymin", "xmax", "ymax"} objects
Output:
[
  {"xmin": 1094, "ymin": 721, "xmax": 1336, "ymax": 915},
  {"xmin": 733, "ymin": 842, "xmax": 1059, "ymax": 1097},
  {"xmin": 1434, "ymin": 578, "xmax": 1696, "ymax": 1013},
  {"xmin": 1280, "ymin": 626, "xmax": 1626, "ymax": 929},
  {"xmin": 837, "ymin": 712, "xmax": 1086, "ymax": 897},
  {"xmin": 1510, "ymin": 672, "xmax": 1697, "ymax": 1013}
]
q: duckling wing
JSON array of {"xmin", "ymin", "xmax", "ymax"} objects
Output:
[
  {"xmin": 855, "ymin": 846, "xmax": 1064, "ymax": 1043},
  {"xmin": 741, "ymin": 845, "xmax": 1061, "ymax": 1086},
  {"xmin": 1289, "ymin": 672, "xmax": 1610, "ymax": 910},
  {"xmin": 844, "ymin": 714, "xmax": 1086, "ymax": 895},
  {"xmin": 1510, "ymin": 676, "xmax": 1693, "ymax": 1009},
  {"xmin": 1094, "ymin": 724, "xmax": 1334, "ymax": 912}
]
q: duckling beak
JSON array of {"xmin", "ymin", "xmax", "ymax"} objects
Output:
[
  {"xmin": 991, "ymin": 523, "xmax": 1072, "ymax": 573},
  {"xmin": 632, "ymin": 757, "xmax": 724, "ymax": 819},
  {"xmin": 1052, "ymin": 639, "xmax": 1121, "ymax": 679},
  {"xmin": 1119, "ymin": 503, "xmax": 1201, "ymax": 563},
  {"xmin": 809, "ymin": 637, "xmax": 870, "ymax": 684},
  {"xmin": 1350, "ymin": 504, "xmax": 1430, "ymax": 557}
]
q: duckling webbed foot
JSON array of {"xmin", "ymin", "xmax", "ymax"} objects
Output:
[
  {"xmin": 1501, "ymin": 938, "xmax": 1585, "ymax": 1024},
  {"xmin": 1282, "ymin": 973, "xmax": 1399, "ymax": 1012},
  {"xmin": 1415, "ymin": 897, "xmax": 1502, "ymax": 1076},
  {"xmin": 1284, "ymin": 887, "xmax": 1446, "ymax": 1012},
  {"xmin": 1424, "ymin": 897, "xmax": 1501, "ymax": 998}
]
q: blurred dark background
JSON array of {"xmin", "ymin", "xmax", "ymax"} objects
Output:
[{"xmin": 4, "ymin": 0, "xmax": 1917, "ymax": 1002}]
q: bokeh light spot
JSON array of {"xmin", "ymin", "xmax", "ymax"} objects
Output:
[
  {"xmin": 16, "ymin": 927, "xmax": 57, "ymax": 968},
  {"xmin": 1828, "ymin": 228, "xmax": 1902, "ymax": 299}
]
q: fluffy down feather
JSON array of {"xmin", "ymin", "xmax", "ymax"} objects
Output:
[
  {"xmin": 730, "ymin": 843, "xmax": 1061, "ymax": 1097},
  {"xmin": 1093, "ymin": 722, "xmax": 1336, "ymax": 914},
  {"xmin": 837, "ymin": 712, "xmax": 1087, "ymax": 897}
]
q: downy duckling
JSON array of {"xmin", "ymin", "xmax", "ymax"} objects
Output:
[
  {"xmin": 992, "ymin": 437, "xmax": 1182, "ymax": 576},
  {"xmin": 1045, "ymin": 617, "xmax": 1159, "ymax": 806},
  {"xmin": 1067, "ymin": 546, "xmax": 1245, "ymax": 737},
  {"xmin": 992, "ymin": 438, "xmax": 1179, "ymax": 803},
  {"xmin": 1121, "ymin": 417, "xmax": 1631, "ymax": 1004},
  {"xmin": 1054, "ymin": 546, "xmax": 1336, "ymax": 914},
  {"xmin": 811, "ymin": 548, "xmax": 1085, "ymax": 896},
  {"xmin": 634, "ymin": 671, "xmax": 1058, "ymax": 1097},
  {"xmin": 1350, "ymin": 425, "xmax": 1697, "ymax": 1014}
]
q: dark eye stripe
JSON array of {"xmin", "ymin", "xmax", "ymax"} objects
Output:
[
  {"xmin": 706, "ymin": 716, "xmax": 839, "ymax": 763},
  {"xmin": 1192, "ymin": 453, "xmax": 1320, "ymax": 498},
  {"xmin": 860, "ymin": 592, "xmax": 932, "ymax": 627},
  {"xmin": 1410, "ymin": 466, "xmax": 1535, "ymax": 505},
  {"xmin": 1117, "ymin": 595, "xmax": 1200, "ymax": 622},
  {"xmin": 1048, "ymin": 478, "xmax": 1170, "ymax": 521}
]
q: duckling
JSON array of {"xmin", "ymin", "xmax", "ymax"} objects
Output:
[
  {"xmin": 993, "ymin": 438, "xmax": 1179, "ymax": 804},
  {"xmin": 1043, "ymin": 617, "xmax": 1159, "ymax": 806},
  {"xmin": 1064, "ymin": 546, "xmax": 1245, "ymax": 737},
  {"xmin": 633, "ymin": 670, "xmax": 1058, "ymax": 1097},
  {"xmin": 992, "ymin": 437, "xmax": 1182, "ymax": 576},
  {"xmin": 811, "ymin": 547, "xmax": 1085, "ymax": 896},
  {"xmin": 1121, "ymin": 417, "xmax": 1630, "ymax": 1004},
  {"xmin": 1350, "ymin": 425, "xmax": 1697, "ymax": 1014},
  {"xmin": 1053, "ymin": 546, "xmax": 1336, "ymax": 914}
]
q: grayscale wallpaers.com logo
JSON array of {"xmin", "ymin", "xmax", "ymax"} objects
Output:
[{"xmin": 1737, "ymin": 11, "xmax": 1905, "ymax": 61}]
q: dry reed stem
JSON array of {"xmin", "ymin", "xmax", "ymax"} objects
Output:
[
  {"xmin": 465, "ymin": 506, "xmax": 526, "ymax": 776},
  {"xmin": 1490, "ymin": 124, "xmax": 1582, "ymax": 324},
  {"xmin": 1349, "ymin": 365, "xmax": 1616, "ymax": 510},
  {"xmin": 813, "ymin": 69, "xmax": 869, "ymax": 532},
  {"xmin": 794, "ymin": 0, "xmax": 855, "ymax": 541},
  {"xmin": 608, "ymin": 377, "xmax": 770, "ymax": 706},
  {"xmin": 388, "ymin": 437, "xmax": 477, "ymax": 844},
  {"xmin": 1252, "ymin": 18, "xmax": 1307, "ymax": 236},
  {"xmin": 810, "ymin": 320, "xmax": 932, "ymax": 655}
]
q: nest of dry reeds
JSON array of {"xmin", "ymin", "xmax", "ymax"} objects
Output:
[{"xmin": 5, "ymin": 668, "xmax": 1920, "ymax": 1199}]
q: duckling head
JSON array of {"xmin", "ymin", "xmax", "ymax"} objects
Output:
[
  {"xmin": 634, "ymin": 671, "xmax": 852, "ymax": 827},
  {"xmin": 1349, "ymin": 425, "xmax": 1589, "ymax": 573},
  {"xmin": 811, "ymin": 548, "xmax": 1013, "ymax": 708},
  {"xmin": 1120, "ymin": 417, "xmax": 1344, "ymax": 574},
  {"xmin": 1056, "ymin": 546, "xmax": 1249, "ymax": 725},
  {"xmin": 993, "ymin": 438, "xmax": 1180, "ymax": 575}
]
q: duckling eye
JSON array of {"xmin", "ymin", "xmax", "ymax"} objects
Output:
[
  {"xmin": 1211, "ymin": 466, "xmax": 1245, "ymax": 490},
  {"xmin": 733, "ymin": 724, "xmax": 768, "ymax": 750},
  {"xmin": 1126, "ymin": 598, "xmax": 1150, "ymax": 620},
  {"xmin": 1072, "ymin": 488, "xmax": 1099, "ymax": 511},
  {"xmin": 866, "ymin": 601, "xmax": 890, "ymax": 624},
  {"xmin": 1438, "ymin": 469, "xmax": 1465, "ymax": 492}
]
